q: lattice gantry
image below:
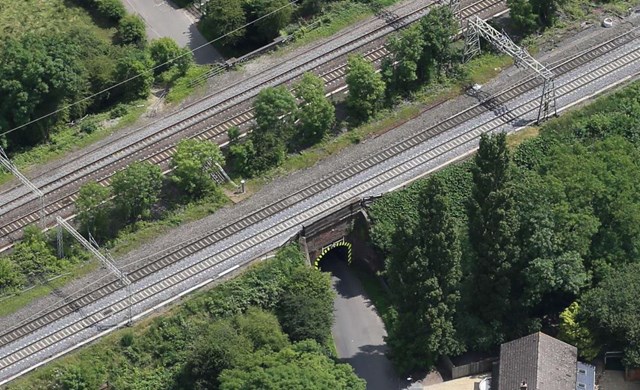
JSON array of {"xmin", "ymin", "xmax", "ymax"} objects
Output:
[{"xmin": 463, "ymin": 16, "xmax": 557, "ymax": 122}]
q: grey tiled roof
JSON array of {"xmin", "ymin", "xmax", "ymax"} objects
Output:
[{"xmin": 498, "ymin": 332, "xmax": 577, "ymax": 390}]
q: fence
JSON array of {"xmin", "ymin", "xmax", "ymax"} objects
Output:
[{"xmin": 442, "ymin": 355, "xmax": 498, "ymax": 379}]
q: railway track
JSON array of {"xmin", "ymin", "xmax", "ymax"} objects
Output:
[
  {"xmin": 1, "ymin": 27, "xmax": 638, "ymax": 384},
  {"xmin": 0, "ymin": 0, "xmax": 506, "ymax": 249}
]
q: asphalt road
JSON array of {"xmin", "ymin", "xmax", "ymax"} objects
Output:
[
  {"xmin": 121, "ymin": 0, "xmax": 223, "ymax": 64},
  {"xmin": 323, "ymin": 257, "xmax": 408, "ymax": 390}
]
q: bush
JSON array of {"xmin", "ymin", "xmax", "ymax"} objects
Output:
[
  {"xmin": 80, "ymin": 120, "xmax": 100, "ymax": 134},
  {"xmin": 148, "ymin": 38, "xmax": 193, "ymax": 76},
  {"xmin": 110, "ymin": 104, "xmax": 129, "ymax": 119},
  {"xmin": 76, "ymin": 0, "xmax": 127, "ymax": 23},
  {"xmin": 95, "ymin": 0, "xmax": 127, "ymax": 22},
  {"xmin": 117, "ymin": 14, "xmax": 147, "ymax": 47}
]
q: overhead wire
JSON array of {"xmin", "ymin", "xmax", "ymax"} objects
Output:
[{"xmin": 0, "ymin": 0, "xmax": 298, "ymax": 139}]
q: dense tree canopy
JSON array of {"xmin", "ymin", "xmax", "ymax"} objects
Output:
[
  {"xmin": 111, "ymin": 161, "xmax": 163, "ymax": 221},
  {"xmin": 0, "ymin": 33, "xmax": 89, "ymax": 147},
  {"xmin": 277, "ymin": 267, "xmax": 335, "ymax": 344},
  {"xmin": 385, "ymin": 176, "xmax": 464, "ymax": 373},
  {"xmin": 368, "ymin": 82, "xmax": 640, "ymax": 365},
  {"xmin": 171, "ymin": 139, "xmax": 225, "ymax": 197},
  {"xmin": 200, "ymin": 0, "xmax": 247, "ymax": 47},
  {"xmin": 346, "ymin": 55, "xmax": 385, "ymax": 121},
  {"xmin": 582, "ymin": 263, "xmax": 640, "ymax": 366},
  {"xmin": 248, "ymin": 0, "xmax": 293, "ymax": 44}
]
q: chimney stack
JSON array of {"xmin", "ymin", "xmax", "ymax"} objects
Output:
[{"xmin": 520, "ymin": 381, "xmax": 528, "ymax": 390}]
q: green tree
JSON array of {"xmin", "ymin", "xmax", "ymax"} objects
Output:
[
  {"xmin": 247, "ymin": 86, "xmax": 297, "ymax": 173},
  {"xmin": 148, "ymin": 38, "xmax": 192, "ymax": 76},
  {"xmin": 112, "ymin": 51, "xmax": 154, "ymax": 101},
  {"xmin": 218, "ymin": 340, "xmax": 366, "ymax": 390},
  {"xmin": 10, "ymin": 226, "xmax": 60, "ymax": 279},
  {"xmin": 385, "ymin": 23, "xmax": 425, "ymax": 93},
  {"xmin": 558, "ymin": 302, "xmax": 599, "ymax": 361},
  {"xmin": 233, "ymin": 308, "xmax": 289, "ymax": 352},
  {"xmin": 466, "ymin": 132, "xmax": 520, "ymax": 346},
  {"xmin": 509, "ymin": 0, "xmax": 566, "ymax": 30},
  {"xmin": 117, "ymin": 14, "xmax": 147, "ymax": 47},
  {"xmin": 420, "ymin": 7, "xmax": 459, "ymax": 76},
  {"xmin": 582, "ymin": 263, "xmax": 640, "ymax": 367},
  {"xmin": 543, "ymin": 137, "xmax": 640, "ymax": 281},
  {"xmin": 0, "ymin": 34, "xmax": 89, "ymax": 148},
  {"xmin": 385, "ymin": 176, "xmax": 463, "ymax": 373},
  {"xmin": 200, "ymin": 0, "xmax": 247, "ymax": 47},
  {"xmin": 249, "ymin": 0, "xmax": 293, "ymax": 44},
  {"xmin": 111, "ymin": 161, "xmax": 163, "ymax": 221},
  {"xmin": 75, "ymin": 182, "xmax": 112, "ymax": 239},
  {"xmin": 346, "ymin": 55, "xmax": 385, "ymax": 121},
  {"xmin": 171, "ymin": 139, "xmax": 225, "ymax": 198},
  {"xmin": 0, "ymin": 257, "xmax": 25, "ymax": 293},
  {"xmin": 184, "ymin": 319, "xmax": 254, "ymax": 390},
  {"xmin": 294, "ymin": 73, "xmax": 335, "ymax": 148},
  {"xmin": 93, "ymin": 0, "xmax": 127, "ymax": 23},
  {"xmin": 228, "ymin": 139, "xmax": 257, "ymax": 177},
  {"xmin": 277, "ymin": 267, "xmax": 335, "ymax": 344},
  {"xmin": 507, "ymin": 0, "xmax": 538, "ymax": 33}
]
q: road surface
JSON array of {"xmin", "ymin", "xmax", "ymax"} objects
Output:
[
  {"xmin": 323, "ymin": 257, "xmax": 408, "ymax": 389},
  {"xmin": 122, "ymin": 0, "xmax": 223, "ymax": 64}
]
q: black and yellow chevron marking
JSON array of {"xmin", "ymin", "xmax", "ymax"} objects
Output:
[{"xmin": 313, "ymin": 239, "xmax": 352, "ymax": 269}]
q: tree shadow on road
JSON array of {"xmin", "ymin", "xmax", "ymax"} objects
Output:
[{"xmin": 341, "ymin": 344, "xmax": 410, "ymax": 390}]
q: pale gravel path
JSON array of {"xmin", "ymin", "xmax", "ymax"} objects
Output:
[{"xmin": 121, "ymin": 0, "xmax": 223, "ymax": 64}]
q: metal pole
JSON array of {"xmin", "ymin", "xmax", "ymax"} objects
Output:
[{"xmin": 0, "ymin": 146, "xmax": 46, "ymax": 227}]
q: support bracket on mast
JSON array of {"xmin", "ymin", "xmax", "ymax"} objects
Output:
[
  {"xmin": 0, "ymin": 146, "xmax": 46, "ymax": 227},
  {"xmin": 56, "ymin": 216, "xmax": 133, "ymax": 325},
  {"xmin": 463, "ymin": 16, "xmax": 557, "ymax": 122}
]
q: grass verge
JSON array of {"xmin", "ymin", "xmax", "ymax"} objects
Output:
[
  {"xmin": 165, "ymin": 65, "xmax": 210, "ymax": 104},
  {"xmin": 0, "ymin": 100, "xmax": 149, "ymax": 187}
]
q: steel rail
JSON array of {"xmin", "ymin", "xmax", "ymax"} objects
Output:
[
  {"xmin": 0, "ymin": 30, "xmax": 637, "ymax": 357},
  {"xmin": 2, "ymin": 43, "xmax": 639, "ymax": 381},
  {"xmin": 0, "ymin": 0, "xmax": 505, "ymax": 248}
]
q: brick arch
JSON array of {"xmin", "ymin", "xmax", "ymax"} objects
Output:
[{"xmin": 313, "ymin": 239, "xmax": 352, "ymax": 269}]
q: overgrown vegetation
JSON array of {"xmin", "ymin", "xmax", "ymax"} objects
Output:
[
  {"xmin": 0, "ymin": 0, "xmax": 193, "ymax": 155},
  {"xmin": 0, "ymin": 139, "xmax": 227, "ymax": 297},
  {"xmin": 197, "ymin": 0, "xmax": 401, "ymax": 55},
  {"xmin": 8, "ymin": 245, "xmax": 365, "ymax": 390},
  {"xmin": 368, "ymin": 81, "xmax": 640, "ymax": 373},
  {"xmin": 227, "ymin": 7, "xmax": 462, "ymax": 177}
]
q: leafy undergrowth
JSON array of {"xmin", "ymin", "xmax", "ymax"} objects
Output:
[
  {"xmin": 165, "ymin": 65, "xmax": 210, "ymax": 104},
  {"xmin": 8, "ymin": 245, "xmax": 364, "ymax": 390},
  {"xmin": 0, "ymin": 261, "xmax": 98, "ymax": 318},
  {"xmin": 287, "ymin": 1, "xmax": 374, "ymax": 50},
  {"xmin": 0, "ymin": 100, "xmax": 148, "ymax": 187}
]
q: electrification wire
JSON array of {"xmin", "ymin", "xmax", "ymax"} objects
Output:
[{"xmin": 0, "ymin": 0, "xmax": 298, "ymax": 139}]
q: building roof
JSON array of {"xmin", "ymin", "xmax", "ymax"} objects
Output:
[{"xmin": 498, "ymin": 332, "xmax": 578, "ymax": 390}]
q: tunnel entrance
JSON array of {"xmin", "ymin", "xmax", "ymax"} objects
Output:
[{"xmin": 313, "ymin": 239, "xmax": 352, "ymax": 270}]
